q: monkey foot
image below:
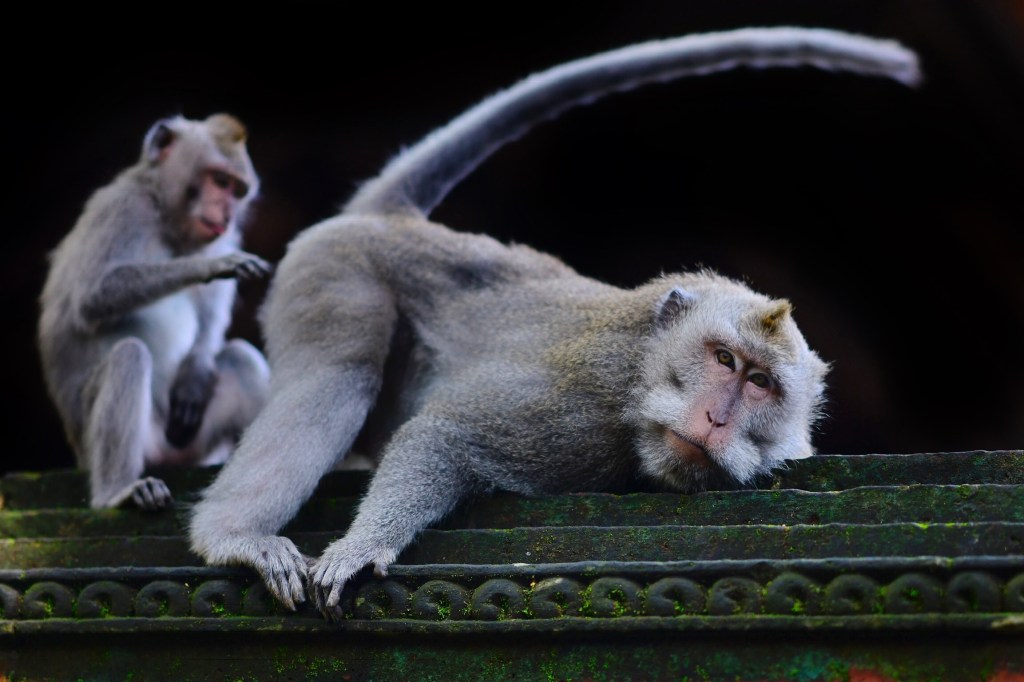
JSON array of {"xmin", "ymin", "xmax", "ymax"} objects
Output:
[{"xmin": 115, "ymin": 476, "xmax": 173, "ymax": 511}]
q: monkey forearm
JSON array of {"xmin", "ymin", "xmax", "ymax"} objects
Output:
[{"xmin": 80, "ymin": 258, "xmax": 222, "ymax": 325}]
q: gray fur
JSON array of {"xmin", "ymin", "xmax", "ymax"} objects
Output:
[
  {"xmin": 188, "ymin": 27, "xmax": 916, "ymax": 617},
  {"xmin": 38, "ymin": 114, "xmax": 272, "ymax": 509}
]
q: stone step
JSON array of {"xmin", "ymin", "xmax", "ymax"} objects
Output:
[
  {"xmin": 3, "ymin": 449, "xmax": 1022, "ymax": 680},
  {"xmin": 2, "ymin": 450, "xmax": 1021, "ymax": 509},
  {"xmin": 1, "ymin": 484, "xmax": 1021, "ymax": 538},
  {"xmin": 2, "ymin": 522, "xmax": 1022, "ymax": 569}
]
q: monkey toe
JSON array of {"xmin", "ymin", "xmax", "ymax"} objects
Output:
[
  {"xmin": 252, "ymin": 536, "xmax": 308, "ymax": 611},
  {"xmin": 130, "ymin": 477, "xmax": 172, "ymax": 511}
]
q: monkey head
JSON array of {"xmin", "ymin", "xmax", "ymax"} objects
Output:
[
  {"xmin": 628, "ymin": 271, "xmax": 829, "ymax": 491},
  {"xmin": 141, "ymin": 113, "xmax": 259, "ymax": 249}
]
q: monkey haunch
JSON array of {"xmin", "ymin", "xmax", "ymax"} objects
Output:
[
  {"xmin": 188, "ymin": 28, "xmax": 918, "ymax": 617},
  {"xmin": 38, "ymin": 114, "xmax": 272, "ymax": 510}
]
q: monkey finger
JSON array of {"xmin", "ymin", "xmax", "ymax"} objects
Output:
[
  {"xmin": 287, "ymin": 569, "xmax": 306, "ymax": 607},
  {"xmin": 274, "ymin": 551, "xmax": 307, "ymax": 608},
  {"xmin": 310, "ymin": 584, "xmax": 327, "ymax": 618},
  {"xmin": 133, "ymin": 480, "xmax": 157, "ymax": 510},
  {"xmin": 326, "ymin": 602, "xmax": 345, "ymax": 623},
  {"xmin": 150, "ymin": 479, "xmax": 173, "ymax": 508},
  {"xmin": 166, "ymin": 404, "xmax": 202, "ymax": 447},
  {"xmin": 131, "ymin": 487, "xmax": 150, "ymax": 509},
  {"xmin": 236, "ymin": 260, "xmax": 271, "ymax": 280},
  {"xmin": 271, "ymin": 574, "xmax": 296, "ymax": 611},
  {"xmin": 326, "ymin": 573, "xmax": 349, "ymax": 609}
]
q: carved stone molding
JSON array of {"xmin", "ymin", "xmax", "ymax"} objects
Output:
[{"xmin": 1, "ymin": 567, "xmax": 1022, "ymax": 622}]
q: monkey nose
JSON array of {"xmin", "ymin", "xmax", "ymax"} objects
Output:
[{"xmin": 706, "ymin": 411, "xmax": 727, "ymax": 428}]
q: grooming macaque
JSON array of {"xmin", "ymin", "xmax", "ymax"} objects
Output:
[
  {"xmin": 189, "ymin": 28, "xmax": 920, "ymax": 616},
  {"xmin": 38, "ymin": 114, "xmax": 272, "ymax": 510}
]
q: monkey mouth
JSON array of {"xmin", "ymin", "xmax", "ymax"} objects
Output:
[
  {"xmin": 665, "ymin": 429, "xmax": 713, "ymax": 469},
  {"xmin": 198, "ymin": 217, "xmax": 227, "ymax": 237}
]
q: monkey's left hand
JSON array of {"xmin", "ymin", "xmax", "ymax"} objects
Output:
[
  {"xmin": 166, "ymin": 355, "xmax": 218, "ymax": 448},
  {"xmin": 308, "ymin": 536, "xmax": 398, "ymax": 621}
]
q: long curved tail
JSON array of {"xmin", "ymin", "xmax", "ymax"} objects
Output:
[{"xmin": 343, "ymin": 27, "xmax": 920, "ymax": 218}]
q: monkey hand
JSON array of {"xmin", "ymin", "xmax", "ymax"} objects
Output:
[
  {"xmin": 210, "ymin": 251, "xmax": 273, "ymax": 281},
  {"xmin": 166, "ymin": 356, "xmax": 218, "ymax": 448},
  {"xmin": 308, "ymin": 536, "xmax": 398, "ymax": 621}
]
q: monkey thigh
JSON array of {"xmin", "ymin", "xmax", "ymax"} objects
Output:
[
  {"xmin": 262, "ymin": 220, "xmax": 401, "ymax": 376},
  {"xmin": 82, "ymin": 338, "xmax": 157, "ymax": 504},
  {"xmin": 189, "ymin": 339, "xmax": 271, "ymax": 463}
]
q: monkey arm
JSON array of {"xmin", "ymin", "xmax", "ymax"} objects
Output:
[
  {"xmin": 79, "ymin": 252, "xmax": 270, "ymax": 328},
  {"xmin": 308, "ymin": 414, "xmax": 485, "ymax": 619},
  {"xmin": 78, "ymin": 257, "xmax": 222, "ymax": 327}
]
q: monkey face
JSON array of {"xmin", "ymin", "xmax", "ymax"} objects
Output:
[
  {"xmin": 187, "ymin": 169, "xmax": 251, "ymax": 244},
  {"xmin": 628, "ymin": 275, "xmax": 829, "ymax": 491},
  {"xmin": 141, "ymin": 115, "xmax": 258, "ymax": 250}
]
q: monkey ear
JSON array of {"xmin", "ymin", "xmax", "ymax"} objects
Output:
[
  {"xmin": 143, "ymin": 120, "xmax": 177, "ymax": 164},
  {"xmin": 656, "ymin": 287, "xmax": 697, "ymax": 328}
]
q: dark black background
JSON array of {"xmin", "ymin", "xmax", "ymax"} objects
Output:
[{"xmin": 5, "ymin": 1, "xmax": 1022, "ymax": 474}]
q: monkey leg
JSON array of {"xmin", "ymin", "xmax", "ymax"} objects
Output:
[
  {"xmin": 190, "ymin": 338, "xmax": 271, "ymax": 464},
  {"xmin": 190, "ymin": 221, "xmax": 401, "ymax": 609},
  {"xmin": 189, "ymin": 364, "xmax": 383, "ymax": 610},
  {"xmin": 308, "ymin": 414, "xmax": 483, "ymax": 619},
  {"xmin": 83, "ymin": 338, "xmax": 171, "ymax": 510}
]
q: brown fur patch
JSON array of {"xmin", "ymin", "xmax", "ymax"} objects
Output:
[
  {"xmin": 205, "ymin": 113, "xmax": 247, "ymax": 145},
  {"xmin": 760, "ymin": 299, "xmax": 792, "ymax": 335}
]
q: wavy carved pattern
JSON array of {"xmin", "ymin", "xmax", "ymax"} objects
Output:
[
  {"xmin": 471, "ymin": 579, "xmax": 527, "ymax": 621},
  {"xmin": 529, "ymin": 577, "xmax": 582, "ymax": 618},
  {"xmin": 135, "ymin": 580, "xmax": 191, "ymax": 618},
  {"xmin": 0, "ymin": 570, "xmax": 1021, "ymax": 621},
  {"xmin": 191, "ymin": 580, "xmax": 242, "ymax": 618},
  {"xmin": 355, "ymin": 580, "xmax": 412, "ymax": 620},
  {"xmin": 411, "ymin": 580, "xmax": 470, "ymax": 621},
  {"xmin": 77, "ymin": 581, "xmax": 137, "ymax": 618}
]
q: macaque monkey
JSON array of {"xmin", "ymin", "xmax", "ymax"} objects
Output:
[
  {"xmin": 38, "ymin": 114, "xmax": 272, "ymax": 510},
  {"xmin": 189, "ymin": 28, "xmax": 920, "ymax": 616}
]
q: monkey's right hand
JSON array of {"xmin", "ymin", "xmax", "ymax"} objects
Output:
[
  {"xmin": 166, "ymin": 356, "xmax": 218, "ymax": 448},
  {"xmin": 210, "ymin": 251, "xmax": 273, "ymax": 281}
]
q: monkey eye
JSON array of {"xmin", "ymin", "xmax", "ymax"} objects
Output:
[
  {"xmin": 210, "ymin": 170, "xmax": 233, "ymax": 190},
  {"xmin": 715, "ymin": 349, "xmax": 736, "ymax": 369},
  {"xmin": 210, "ymin": 170, "xmax": 249, "ymax": 199},
  {"xmin": 748, "ymin": 372, "xmax": 771, "ymax": 390}
]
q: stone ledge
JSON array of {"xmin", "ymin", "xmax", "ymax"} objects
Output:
[{"xmin": 2, "ymin": 557, "xmax": 1022, "ymax": 623}]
